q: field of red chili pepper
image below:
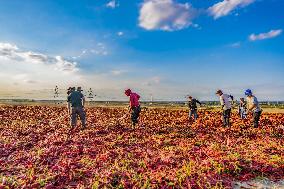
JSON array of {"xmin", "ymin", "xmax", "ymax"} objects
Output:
[{"xmin": 0, "ymin": 105, "xmax": 283, "ymax": 188}]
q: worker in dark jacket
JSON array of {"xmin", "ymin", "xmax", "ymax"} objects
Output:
[
  {"xmin": 188, "ymin": 96, "xmax": 202, "ymax": 121},
  {"xmin": 67, "ymin": 87, "xmax": 86, "ymax": 130}
]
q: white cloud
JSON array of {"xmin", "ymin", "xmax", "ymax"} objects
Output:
[
  {"xmin": 72, "ymin": 43, "xmax": 108, "ymax": 59},
  {"xmin": 249, "ymin": 29, "xmax": 282, "ymax": 41},
  {"xmin": 54, "ymin": 56, "xmax": 78, "ymax": 72},
  {"xmin": 0, "ymin": 42, "xmax": 168, "ymax": 100},
  {"xmin": 139, "ymin": 0, "xmax": 197, "ymax": 31},
  {"xmin": 0, "ymin": 42, "xmax": 192, "ymax": 101},
  {"xmin": 0, "ymin": 43, "xmax": 78, "ymax": 73},
  {"xmin": 209, "ymin": 0, "xmax": 255, "ymax": 19},
  {"xmin": 0, "ymin": 42, "xmax": 82, "ymax": 92},
  {"xmin": 0, "ymin": 43, "xmax": 18, "ymax": 51},
  {"xmin": 91, "ymin": 43, "xmax": 108, "ymax": 55},
  {"xmin": 72, "ymin": 50, "xmax": 87, "ymax": 59},
  {"xmin": 106, "ymin": 0, "xmax": 119, "ymax": 9}
]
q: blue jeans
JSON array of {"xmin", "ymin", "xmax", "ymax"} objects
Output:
[
  {"xmin": 239, "ymin": 108, "xmax": 247, "ymax": 119},
  {"xmin": 189, "ymin": 109, "xmax": 198, "ymax": 120},
  {"xmin": 222, "ymin": 109, "xmax": 231, "ymax": 127},
  {"xmin": 71, "ymin": 107, "xmax": 86, "ymax": 128}
]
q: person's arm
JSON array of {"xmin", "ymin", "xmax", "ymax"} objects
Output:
[
  {"xmin": 128, "ymin": 103, "xmax": 132, "ymax": 113},
  {"xmin": 248, "ymin": 99, "xmax": 256, "ymax": 111},
  {"xmin": 248, "ymin": 104, "xmax": 256, "ymax": 112},
  {"xmin": 220, "ymin": 96, "xmax": 225, "ymax": 109},
  {"xmin": 128, "ymin": 95, "xmax": 133, "ymax": 113},
  {"xmin": 67, "ymin": 102, "xmax": 71, "ymax": 115},
  {"xmin": 67, "ymin": 95, "xmax": 71, "ymax": 114},
  {"xmin": 196, "ymin": 99, "xmax": 202, "ymax": 106},
  {"xmin": 82, "ymin": 96, "xmax": 85, "ymax": 108}
]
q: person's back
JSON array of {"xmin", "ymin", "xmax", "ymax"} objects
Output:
[
  {"xmin": 67, "ymin": 89, "xmax": 86, "ymax": 130},
  {"xmin": 189, "ymin": 98, "xmax": 200, "ymax": 110},
  {"xmin": 68, "ymin": 91, "xmax": 84, "ymax": 108},
  {"xmin": 130, "ymin": 92, "xmax": 140, "ymax": 107},
  {"xmin": 220, "ymin": 94, "xmax": 232, "ymax": 110}
]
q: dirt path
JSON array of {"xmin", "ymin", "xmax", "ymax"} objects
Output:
[{"xmin": 233, "ymin": 178, "xmax": 284, "ymax": 189}]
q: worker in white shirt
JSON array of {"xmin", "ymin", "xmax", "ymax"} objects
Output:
[
  {"xmin": 245, "ymin": 89, "xmax": 262, "ymax": 128},
  {"xmin": 216, "ymin": 89, "xmax": 234, "ymax": 127}
]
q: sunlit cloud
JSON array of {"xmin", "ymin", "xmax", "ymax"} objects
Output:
[
  {"xmin": 72, "ymin": 43, "xmax": 108, "ymax": 59},
  {"xmin": 249, "ymin": 29, "xmax": 282, "ymax": 41},
  {"xmin": 139, "ymin": 0, "xmax": 197, "ymax": 31},
  {"xmin": 0, "ymin": 42, "xmax": 171, "ymax": 100},
  {"xmin": 0, "ymin": 42, "xmax": 78, "ymax": 73},
  {"xmin": 0, "ymin": 42, "xmax": 82, "ymax": 92},
  {"xmin": 209, "ymin": 0, "xmax": 255, "ymax": 19}
]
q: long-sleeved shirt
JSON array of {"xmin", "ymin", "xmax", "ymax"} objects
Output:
[
  {"xmin": 67, "ymin": 91, "xmax": 84, "ymax": 108},
  {"xmin": 247, "ymin": 96, "xmax": 261, "ymax": 112},
  {"xmin": 220, "ymin": 94, "xmax": 232, "ymax": 110},
  {"xmin": 188, "ymin": 99, "xmax": 201, "ymax": 110},
  {"xmin": 129, "ymin": 92, "xmax": 140, "ymax": 107}
]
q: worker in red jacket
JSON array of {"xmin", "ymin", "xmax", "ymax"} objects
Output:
[{"xmin": 125, "ymin": 89, "xmax": 141, "ymax": 128}]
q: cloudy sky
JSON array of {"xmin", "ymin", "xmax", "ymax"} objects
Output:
[{"xmin": 0, "ymin": 0, "xmax": 283, "ymax": 101}]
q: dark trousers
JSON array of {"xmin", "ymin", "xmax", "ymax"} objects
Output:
[
  {"xmin": 253, "ymin": 111, "xmax": 262, "ymax": 128},
  {"xmin": 131, "ymin": 106, "xmax": 141, "ymax": 126},
  {"xmin": 189, "ymin": 109, "xmax": 198, "ymax": 120},
  {"xmin": 71, "ymin": 107, "xmax": 86, "ymax": 128},
  {"xmin": 222, "ymin": 109, "xmax": 231, "ymax": 127}
]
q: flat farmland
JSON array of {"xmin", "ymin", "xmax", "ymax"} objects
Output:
[{"xmin": 0, "ymin": 105, "xmax": 283, "ymax": 188}]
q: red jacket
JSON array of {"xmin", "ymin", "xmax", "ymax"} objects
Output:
[{"xmin": 129, "ymin": 93, "xmax": 140, "ymax": 107}]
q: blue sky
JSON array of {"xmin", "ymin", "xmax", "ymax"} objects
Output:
[{"xmin": 0, "ymin": 0, "xmax": 283, "ymax": 100}]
